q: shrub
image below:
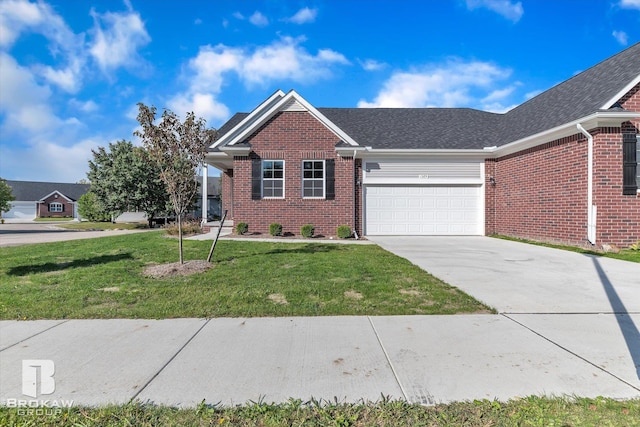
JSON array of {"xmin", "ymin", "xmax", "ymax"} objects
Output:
[
  {"xmin": 163, "ymin": 220, "xmax": 201, "ymax": 236},
  {"xmin": 301, "ymin": 224, "xmax": 315, "ymax": 238},
  {"xmin": 337, "ymin": 225, "xmax": 352, "ymax": 239},
  {"xmin": 269, "ymin": 222, "xmax": 282, "ymax": 236},
  {"xmin": 236, "ymin": 222, "xmax": 248, "ymax": 235}
]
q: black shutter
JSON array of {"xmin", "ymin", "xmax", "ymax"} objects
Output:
[
  {"xmin": 61, "ymin": 203, "xmax": 65, "ymax": 212},
  {"xmin": 251, "ymin": 159, "xmax": 262, "ymax": 200},
  {"xmin": 623, "ymin": 133, "xmax": 637, "ymax": 195},
  {"xmin": 326, "ymin": 159, "xmax": 335, "ymax": 200},
  {"xmin": 47, "ymin": 204, "xmax": 51, "ymax": 212}
]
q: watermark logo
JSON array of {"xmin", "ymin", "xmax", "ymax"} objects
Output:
[
  {"xmin": 22, "ymin": 359, "xmax": 55, "ymax": 398},
  {"xmin": 3, "ymin": 360, "xmax": 74, "ymax": 416}
]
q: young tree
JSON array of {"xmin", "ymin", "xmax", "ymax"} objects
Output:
[
  {"xmin": 135, "ymin": 103, "xmax": 215, "ymax": 264},
  {"xmin": 87, "ymin": 140, "xmax": 169, "ymax": 227},
  {"xmin": 0, "ymin": 178, "xmax": 15, "ymax": 216},
  {"xmin": 77, "ymin": 191, "xmax": 110, "ymax": 222}
]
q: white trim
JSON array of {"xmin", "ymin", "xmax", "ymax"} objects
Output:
[
  {"xmin": 301, "ymin": 159, "xmax": 325, "ymax": 199},
  {"xmin": 49, "ymin": 202, "xmax": 63, "ymax": 212},
  {"xmin": 492, "ymin": 111, "xmax": 640, "ymax": 158},
  {"xmin": 600, "ymin": 74, "xmax": 640, "ymax": 109},
  {"xmin": 214, "ymin": 90, "xmax": 360, "ymax": 150},
  {"xmin": 210, "ymin": 90, "xmax": 285, "ymax": 150},
  {"xmin": 262, "ymin": 159, "xmax": 285, "ymax": 199},
  {"xmin": 38, "ymin": 191, "xmax": 73, "ymax": 202}
]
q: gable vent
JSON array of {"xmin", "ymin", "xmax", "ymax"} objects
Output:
[{"xmin": 282, "ymin": 99, "xmax": 307, "ymax": 112}]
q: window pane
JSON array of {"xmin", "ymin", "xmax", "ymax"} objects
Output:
[
  {"xmin": 303, "ymin": 170, "xmax": 312, "ymax": 178},
  {"xmin": 314, "ymin": 170, "xmax": 323, "ymax": 178},
  {"xmin": 303, "ymin": 188, "xmax": 313, "ymax": 197},
  {"xmin": 263, "ymin": 170, "xmax": 273, "ymax": 179},
  {"xmin": 303, "ymin": 161, "xmax": 312, "ymax": 170},
  {"xmin": 314, "ymin": 161, "xmax": 323, "ymax": 169},
  {"xmin": 274, "ymin": 161, "xmax": 283, "ymax": 170},
  {"xmin": 274, "ymin": 170, "xmax": 283, "ymax": 178},
  {"xmin": 273, "ymin": 188, "xmax": 283, "ymax": 198}
]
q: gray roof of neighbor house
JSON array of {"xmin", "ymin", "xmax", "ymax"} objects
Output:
[
  {"xmin": 215, "ymin": 43, "xmax": 640, "ymax": 150},
  {"xmin": 6, "ymin": 180, "xmax": 90, "ymax": 202}
]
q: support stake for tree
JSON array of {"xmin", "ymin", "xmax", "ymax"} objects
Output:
[{"xmin": 207, "ymin": 210, "xmax": 227, "ymax": 263}]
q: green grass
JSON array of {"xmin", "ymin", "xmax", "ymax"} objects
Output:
[
  {"xmin": 56, "ymin": 221, "xmax": 148, "ymax": 230},
  {"xmin": 493, "ymin": 235, "xmax": 640, "ymax": 263},
  {"xmin": 0, "ymin": 232, "xmax": 491, "ymax": 319},
  {"xmin": 1, "ymin": 396, "xmax": 638, "ymax": 426},
  {"xmin": 33, "ymin": 217, "xmax": 74, "ymax": 222}
]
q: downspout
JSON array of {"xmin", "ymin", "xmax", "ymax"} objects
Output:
[
  {"xmin": 577, "ymin": 124, "xmax": 596, "ymax": 245},
  {"xmin": 352, "ymin": 150, "xmax": 359, "ymax": 240},
  {"xmin": 201, "ymin": 163, "xmax": 208, "ymax": 227}
]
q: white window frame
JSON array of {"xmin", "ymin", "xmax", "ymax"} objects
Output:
[
  {"xmin": 262, "ymin": 160, "xmax": 285, "ymax": 199},
  {"xmin": 302, "ymin": 160, "xmax": 325, "ymax": 199},
  {"xmin": 49, "ymin": 202, "xmax": 63, "ymax": 212}
]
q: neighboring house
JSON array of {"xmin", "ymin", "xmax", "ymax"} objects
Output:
[
  {"xmin": 205, "ymin": 43, "xmax": 640, "ymax": 248},
  {"xmin": 3, "ymin": 181, "xmax": 90, "ymax": 220}
]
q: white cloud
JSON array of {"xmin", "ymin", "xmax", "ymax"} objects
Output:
[
  {"xmin": 89, "ymin": 6, "xmax": 151, "ymax": 73},
  {"xmin": 620, "ymin": 0, "xmax": 640, "ymax": 9},
  {"xmin": 0, "ymin": 52, "xmax": 61, "ymax": 132},
  {"xmin": 232, "ymin": 12, "xmax": 244, "ymax": 20},
  {"xmin": 69, "ymin": 98, "xmax": 99, "ymax": 113},
  {"xmin": 358, "ymin": 59, "xmax": 514, "ymax": 111},
  {"xmin": 242, "ymin": 36, "xmax": 350, "ymax": 85},
  {"xmin": 167, "ymin": 37, "xmax": 350, "ymax": 123},
  {"xmin": 359, "ymin": 58, "xmax": 386, "ymax": 71},
  {"xmin": 285, "ymin": 7, "xmax": 318, "ymax": 24},
  {"xmin": 466, "ymin": 0, "xmax": 523, "ymax": 22},
  {"xmin": 0, "ymin": 0, "xmax": 85, "ymax": 92},
  {"xmin": 249, "ymin": 11, "xmax": 268, "ymax": 27},
  {"xmin": 0, "ymin": 137, "xmax": 101, "ymax": 182},
  {"xmin": 168, "ymin": 93, "xmax": 230, "ymax": 125},
  {"xmin": 612, "ymin": 30, "xmax": 629, "ymax": 45}
]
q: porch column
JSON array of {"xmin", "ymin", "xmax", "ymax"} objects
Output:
[{"xmin": 202, "ymin": 164, "xmax": 208, "ymax": 225}]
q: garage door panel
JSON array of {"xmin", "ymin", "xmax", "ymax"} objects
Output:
[{"xmin": 365, "ymin": 185, "xmax": 481, "ymax": 236}]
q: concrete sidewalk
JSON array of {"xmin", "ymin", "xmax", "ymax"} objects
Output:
[{"xmin": 1, "ymin": 315, "xmax": 639, "ymax": 407}]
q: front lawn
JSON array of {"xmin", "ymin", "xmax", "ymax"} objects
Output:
[
  {"xmin": 0, "ymin": 232, "xmax": 491, "ymax": 319},
  {"xmin": 56, "ymin": 221, "xmax": 148, "ymax": 230},
  {"xmin": 1, "ymin": 396, "xmax": 638, "ymax": 427}
]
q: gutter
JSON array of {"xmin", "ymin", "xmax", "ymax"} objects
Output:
[{"xmin": 577, "ymin": 124, "xmax": 596, "ymax": 245}]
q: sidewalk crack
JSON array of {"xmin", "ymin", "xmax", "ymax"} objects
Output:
[{"xmin": 367, "ymin": 316, "xmax": 410, "ymax": 402}]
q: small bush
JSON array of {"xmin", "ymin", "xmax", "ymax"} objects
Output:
[
  {"xmin": 337, "ymin": 225, "xmax": 352, "ymax": 239},
  {"xmin": 163, "ymin": 220, "xmax": 201, "ymax": 236},
  {"xmin": 236, "ymin": 222, "xmax": 249, "ymax": 235},
  {"xmin": 269, "ymin": 222, "xmax": 282, "ymax": 236},
  {"xmin": 300, "ymin": 224, "xmax": 315, "ymax": 238}
]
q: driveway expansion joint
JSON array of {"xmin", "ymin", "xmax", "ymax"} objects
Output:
[
  {"xmin": 501, "ymin": 314, "xmax": 640, "ymax": 393},
  {"xmin": 129, "ymin": 319, "xmax": 212, "ymax": 403}
]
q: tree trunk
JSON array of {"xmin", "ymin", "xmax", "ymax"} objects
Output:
[{"xmin": 178, "ymin": 213, "xmax": 184, "ymax": 264}]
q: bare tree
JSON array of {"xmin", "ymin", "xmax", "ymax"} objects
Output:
[{"xmin": 135, "ymin": 103, "xmax": 215, "ymax": 264}]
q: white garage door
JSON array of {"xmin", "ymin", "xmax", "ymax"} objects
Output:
[
  {"xmin": 3, "ymin": 201, "xmax": 36, "ymax": 219},
  {"xmin": 365, "ymin": 185, "xmax": 482, "ymax": 235}
]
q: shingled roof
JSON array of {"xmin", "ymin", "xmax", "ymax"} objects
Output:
[
  {"xmin": 216, "ymin": 43, "xmax": 639, "ymax": 150},
  {"xmin": 6, "ymin": 180, "xmax": 90, "ymax": 201}
]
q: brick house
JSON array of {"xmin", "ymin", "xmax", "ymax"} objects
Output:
[
  {"xmin": 3, "ymin": 181, "xmax": 90, "ymax": 220},
  {"xmin": 205, "ymin": 43, "xmax": 640, "ymax": 248}
]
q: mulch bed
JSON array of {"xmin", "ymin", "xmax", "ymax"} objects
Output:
[{"xmin": 143, "ymin": 260, "xmax": 213, "ymax": 278}]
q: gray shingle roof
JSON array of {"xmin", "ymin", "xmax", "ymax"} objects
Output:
[
  {"xmin": 501, "ymin": 42, "xmax": 640, "ymax": 143},
  {"xmin": 217, "ymin": 43, "xmax": 639, "ymax": 150},
  {"xmin": 6, "ymin": 180, "xmax": 90, "ymax": 201}
]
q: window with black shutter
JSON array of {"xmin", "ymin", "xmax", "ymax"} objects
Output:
[
  {"xmin": 622, "ymin": 133, "xmax": 638, "ymax": 195},
  {"xmin": 325, "ymin": 159, "xmax": 335, "ymax": 200}
]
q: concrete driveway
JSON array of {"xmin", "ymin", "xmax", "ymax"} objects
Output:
[{"xmin": 368, "ymin": 236, "xmax": 640, "ymax": 314}]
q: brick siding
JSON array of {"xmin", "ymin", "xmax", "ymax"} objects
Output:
[
  {"xmin": 227, "ymin": 111, "xmax": 360, "ymax": 237},
  {"xmin": 488, "ymin": 84, "xmax": 640, "ymax": 248},
  {"xmin": 38, "ymin": 193, "xmax": 74, "ymax": 218}
]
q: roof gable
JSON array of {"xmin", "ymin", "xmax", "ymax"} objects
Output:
[{"xmin": 211, "ymin": 90, "xmax": 359, "ymax": 150}]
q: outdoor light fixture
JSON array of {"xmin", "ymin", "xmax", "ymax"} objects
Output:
[{"xmin": 489, "ymin": 177, "xmax": 496, "ymax": 186}]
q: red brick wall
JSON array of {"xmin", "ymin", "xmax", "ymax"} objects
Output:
[
  {"xmin": 229, "ymin": 111, "xmax": 357, "ymax": 237},
  {"xmin": 221, "ymin": 169, "xmax": 233, "ymax": 219},
  {"xmin": 490, "ymin": 134, "xmax": 590, "ymax": 246},
  {"xmin": 592, "ymin": 83, "xmax": 640, "ymax": 247},
  {"xmin": 488, "ymin": 84, "xmax": 640, "ymax": 248},
  {"xmin": 38, "ymin": 193, "xmax": 74, "ymax": 218}
]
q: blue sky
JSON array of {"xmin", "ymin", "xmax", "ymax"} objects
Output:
[{"xmin": 1, "ymin": 0, "xmax": 639, "ymax": 182}]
